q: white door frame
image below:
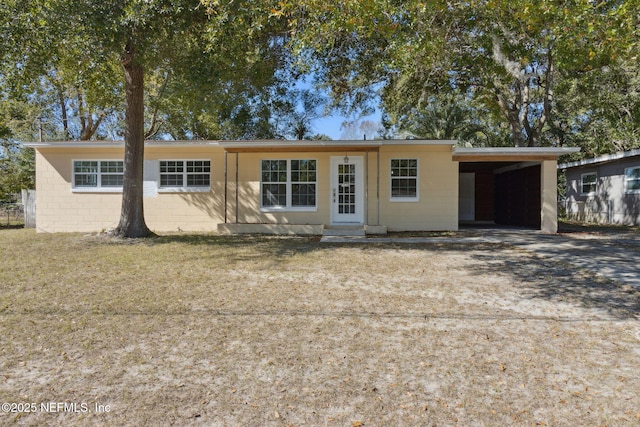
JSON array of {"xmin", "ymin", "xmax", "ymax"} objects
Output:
[
  {"xmin": 459, "ymin": 172, "xmax": 475, "ymax": 222},
  {"xmin": 330, "ymin": 156, "xmax": 364, "ymax": 224}
]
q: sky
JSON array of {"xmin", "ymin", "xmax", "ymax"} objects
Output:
[
  {"xmin": 309, "ymin": 111, "xmax": 383, "ymax": 140},
  {"xmin": 293, "ymin": 78, "xmax": 383, "ymax": 141}
]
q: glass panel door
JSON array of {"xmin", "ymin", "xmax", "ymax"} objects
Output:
[
  {"xmin": 338, "ymin": 163, "xmax": 356, "ymax": 214},
  {"xmin": 331, "ymin": 156, "xmax": 364, "ymax": 224}
]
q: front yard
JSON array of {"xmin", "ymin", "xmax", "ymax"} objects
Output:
[{"xmin": 0, "ymin": 230, "xmax": 639, "ymax": 426}]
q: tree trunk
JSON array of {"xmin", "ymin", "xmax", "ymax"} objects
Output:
[
  {"xmin": 113, "ymin": 43, "xmax": 154, "ymax": 238},
  {"xmin": 57, "ymin": 89, "xmax": 69, "ymax": 140}
]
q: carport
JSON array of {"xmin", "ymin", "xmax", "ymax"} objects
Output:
[{"xmin": 453, "ymin": 147, "xmax": 580, "ymax": 232}]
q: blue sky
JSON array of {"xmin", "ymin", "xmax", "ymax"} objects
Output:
[
  {"xmin": 293, "ymin": 78, "xmax": 383, "ymax": 140},
  {"xmin": 309, "ymin": 111, "xmax": 383, "ymax": 140}
]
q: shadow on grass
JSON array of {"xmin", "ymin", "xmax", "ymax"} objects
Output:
[
  {"xmin": 559, "ymin": 220, "xmax": 640, "ymax": 235},
  {"xmin": 131, "ymin": 232, "xmax": 325, "ymax": 260},
  {"xmin": 90, "ymin": 231, "xmax": 640, "ymax": 320},
  {"xmin": 0, "ymin": 224, "xmax": 24, "ymax": 230},
  {"xmin": 466, "ymin": 248, "xmax": 640, "ymax": 320},
  {"xmin": 205, "ymin": 236, "xmax": 639, "ymax": 319}
]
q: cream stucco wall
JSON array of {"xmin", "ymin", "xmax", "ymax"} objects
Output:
[
  {"xmin": 34, "ymin": 142, "xmax": 460, "ymax": 233},
  {"xmin": 227, "ymin": 146, "xmax": 459, "ymax": 231},
  {"xmin": 36, "ymin": 148, "xmax": 124, "ymax": 232},
  {"xmin": 227, "ymin": 152, "xmax": 332, "ymax": 225},
  {"xmin": 378, "ymin": 145, "xmax": 459, "ymax": 231},
  {"xmin": 35, "ymin": 146, "xmax": 226, "ymax": 233},
  {"xmin": 540, "ymin": 160, "xmax": 558, "ymax": 233}
]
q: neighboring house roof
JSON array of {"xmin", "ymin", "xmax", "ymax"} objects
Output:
[{"xmin": 558, "ymin": 149, "xmax": 640, "ymax": 170}]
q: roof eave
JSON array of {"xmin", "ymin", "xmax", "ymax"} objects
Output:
[
  {"xmin": 558, "ymin": 148, "xmax": 640, "ymax": 169},
  {"xmin": 453, "ymin": 147, "xmax": 580, "ymax": 162}
]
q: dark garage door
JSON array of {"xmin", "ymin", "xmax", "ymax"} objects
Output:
[
  {"xmin": 460, "ymin": 163, "xmax": 541, "ymax": 229},
  {"xmin": 495, "ymin": 164, "xmax": 541, "ymax": 228}
]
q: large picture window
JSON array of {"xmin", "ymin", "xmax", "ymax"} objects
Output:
[
  {"xmin": 580, "ymin": 172, "xmax": 597, "ymax": 195},
  {"xmin": 625, "ymin": 167, "xmax": 640, "ymax": 193},
  {"xmin": 159, "ymin": 160, "xmax": 210, "ymax": 190},
  {"xmin": 261, "ymin": 159, "xmax": 317, "ymax": 209},
  {"xmin": 73, "ymin": 160, "xmax": 123, "ymax": 190},
  {"xmin": 390, "ymin": 159, "xmax": 419, "ymax": 201}
]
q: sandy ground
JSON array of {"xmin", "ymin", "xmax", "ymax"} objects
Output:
[{"xmin": 0, "ymin": 232, "xmax": 639, "ymax": 426}]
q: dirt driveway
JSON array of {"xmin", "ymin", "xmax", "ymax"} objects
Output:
[
  {"xmin": 325, "ymin": 225, "xmax": 640, "ymax": 288},
  {"xmin": 0, "ymin": 231, "xmax": 639, "ymax": 426},
  {"xmin": 514, "ymin": 228, "xmax": 640, "ymax": 288}
]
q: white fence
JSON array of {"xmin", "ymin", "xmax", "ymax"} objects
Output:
[{"xmin": 22, "ymin": 190, "xmax": 36, "ymax": 228}]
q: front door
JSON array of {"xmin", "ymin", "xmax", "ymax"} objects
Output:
[{"xmin": 331, "ymin": 156, "xmax": 364, "ymax": 224}]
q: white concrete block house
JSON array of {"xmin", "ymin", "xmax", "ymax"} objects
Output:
[{"xmin": 26, "ymin": 139, "xmax": 578, "ymax": 234}]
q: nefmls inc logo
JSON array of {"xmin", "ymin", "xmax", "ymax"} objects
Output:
[{"xmin": 40, "ymin": 402, "xmax": 90, "ymax": 413}]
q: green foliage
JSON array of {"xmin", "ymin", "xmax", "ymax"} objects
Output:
[
  {"xmin": 284, "ymin": 0, "xmax": 639, "ymax": 151},
  {"xmin": 389, "ymin": 92, "xmax": 510, "ymax": 146},
  {"xmin": 0, "ymin": 142, "xmax": 35, "ymax": 202},
  {"xmin": 0, "ymin": 101, "xmax": 36, "ymax": 201},
  {"xmin": 1, "ymin": 0, "xmax": 297, "ymax": 236},
  {"xmin": 0, "ymin": 0, "xmax": 125, "ymax": 141},
  {"xmin": 283, "ymin": 0, "xmax": 405, "ymax": 115},
  {"xmin": 553, "ymin": 60, "xmax": 640, "ymax": 157},
  {"xmin": 0, "ymin": 0, "xmax": 297, "ymax": 142}
]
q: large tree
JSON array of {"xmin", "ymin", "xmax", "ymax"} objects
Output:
[
  {"xmin": 2, "ymin": 0, "xmax": 289, "ymax": 237},
  {"xmin": 285, "ymin": 0, "xmax": 637, "ymax": 148},
  {"xmin": 552, "ymin": 59, "xmax": 640, "ymax": 158}
]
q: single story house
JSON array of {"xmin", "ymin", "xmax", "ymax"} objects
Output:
[
  {"xmin": 558, "ymin": 149, "xmax": 640, "ymax": 225},
  {"xmin": 26, "ymin": 140, "xmax": 578, "ymax": 234}
]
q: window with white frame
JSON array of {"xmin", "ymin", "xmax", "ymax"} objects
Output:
[
  {"xmin": 580, "ymin": 172, "xmax": 597, "ymax": 195},
  {"xmin": 261, "ymin": 159, "xmax": 316, "ymax": 209},
  {"xmin": 625, "ymin": 166, "xmax": 640, "ymax": 193},
  {"xmin": 73, "ymin": 160, "xmax": 124, "ymax": 189},
  {"xmin": 390, "ymin": 158, "xmax": 419, "ymax": 200},
  {"xmin": 159, "ymin": 160, "xmax": 210, "ymax": 190}
]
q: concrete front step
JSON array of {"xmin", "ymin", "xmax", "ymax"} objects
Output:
[
  {"xmin": 322, "ymin": 226, "xmax": 366, "ymax": 237},
  {"xmin": 322, "ymin": 225, "xmax": 388, "ymax": 236}
]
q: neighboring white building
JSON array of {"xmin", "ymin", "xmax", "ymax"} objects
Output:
[{"xmin": 559, "ymin": 149, "xmax": 640, "ymax": 226}]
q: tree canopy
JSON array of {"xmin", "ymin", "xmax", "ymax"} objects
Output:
[
  {"xmin": 1, "ymin": 0, "xmax": 295, "ymax": 236},
  {"xmin": 284, "ymin": 0, "xmax": 640, "ymax": 152},
  {"xmin": 3, "ymin": 1, "xmax": 638, "ymax": 151}
]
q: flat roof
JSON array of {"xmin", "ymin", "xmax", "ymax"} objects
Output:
[
  {"xmin": 219, "ymin": 139, "xmax": 456, "ymax": 148},
  {"xmin": 453, "ymin": 147, "xmax": 580, "ymax": 162},
  {"xmin": 558, "ymin": 148, "xmax": 640, "ymax": 169},
  {"xmin": 23, "ymin": 140, "xmax": 222, "ymax": 148},
  {"xmin": 24, "ymin": 140, "xmax": 579, "ymax": 160},
  {"xmin": 24, "ymin": 139, "xmax": 457, "ymax": 148}
]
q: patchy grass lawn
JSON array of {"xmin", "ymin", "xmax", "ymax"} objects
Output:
[
  {"xmin": 558, "ymin": 219, "xmax": 640, "ymax": 235},
  {"xmin": 0, "ymin": 229, "xmax": 639, "ymax": 426}
]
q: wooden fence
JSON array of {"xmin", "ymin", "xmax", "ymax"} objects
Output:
[{"xmin": 21, "ymin": 190, "xmax": 36, "ymax": 228}]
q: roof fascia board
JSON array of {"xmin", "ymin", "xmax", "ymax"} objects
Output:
[
  {"xmin": 219, "ymin": 139, "xmax": 455, "ymax": 149},
  {"xmin": 453, "ymin": 147, "xmax": 580, "ymax": 162},
  {"xmin": 558, "ymin": 148, "xmax": 640, "ymax": 169},
  {"xmin": 25, "ymin": 139, "xmax": 457, "ymax": 149},
  {"xmin": 23, "ymin": 141, "xmax": 222, "ymax": 148}
]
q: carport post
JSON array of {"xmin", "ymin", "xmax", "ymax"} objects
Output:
[{"xmin": 540, "ymin": 160, "xmax": 558, "ymax": 233}]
